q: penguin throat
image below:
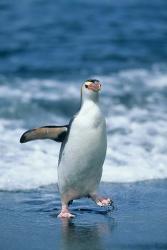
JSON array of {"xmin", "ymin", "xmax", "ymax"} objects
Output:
[{"xmin": 81, "ymin": 92, "xmax": 99, "ymax": 107}]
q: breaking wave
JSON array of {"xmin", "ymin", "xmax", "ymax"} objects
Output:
[{"xmin": 0, "ymin": 65, "xmax": 167, "ymax": 190}]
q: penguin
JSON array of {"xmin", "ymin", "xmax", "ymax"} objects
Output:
[{"xmin": 20, "ymin": 79, "xmax": 112, "ymax": 218}]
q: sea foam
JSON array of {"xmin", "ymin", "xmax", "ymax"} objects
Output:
[{"xmin": 0, "ymin": 66, "xmax": 167, "ymax": 190}]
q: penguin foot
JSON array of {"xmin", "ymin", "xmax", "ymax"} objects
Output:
[
  {"xmin": 57, "ymin": 206, "xmax": 75, "ymax": 218},
  {"xmin": 96, "ymin": 198, "xmax": 112, "ymax": 207},
  {"xmin": 89, "ymin": 194, "xmax": 113, "ymax": 207},
  {"xmin": 58, "ymin": 211, "xmax": 75, "ymax": 218}
]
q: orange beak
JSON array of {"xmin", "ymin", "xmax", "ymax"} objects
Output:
[{"xmin": 87, "ymin": 82, "xmax": 101, "ymax": 92}]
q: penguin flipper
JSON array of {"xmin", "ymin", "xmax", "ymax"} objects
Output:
[{"xmin": 20, "ymin": 125, "xmax": 68, "ymax": 143}]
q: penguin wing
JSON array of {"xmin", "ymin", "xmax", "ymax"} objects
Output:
[{"xmin": 20, "ymin": 125, "xmax": 68, "ymax": 143}]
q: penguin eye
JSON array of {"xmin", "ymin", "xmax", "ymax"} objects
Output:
[{"xmin": 85, "ymin": 84, "xmax": 88, "ymax": 88}]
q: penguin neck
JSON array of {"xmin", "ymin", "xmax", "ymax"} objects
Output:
[
  {"xmin": 80, "ymin": 96, "xmax": 100, "ymax": 114},
  {"xmin": 80, "ymin": 93, "xmax": 99, "ymax": 108}
]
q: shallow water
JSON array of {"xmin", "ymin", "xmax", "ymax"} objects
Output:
[{"xmin": 0, "ymin": 182, "xmax": 167, "ymax": 250}]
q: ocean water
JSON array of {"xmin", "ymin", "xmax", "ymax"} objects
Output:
[
  {"xmin": 0, "ymin": 182, "xmax": 167, "ymax": 250},
  {"xmin": 0, "ymin": 0, "xmax": 167, "ymax": 191}
]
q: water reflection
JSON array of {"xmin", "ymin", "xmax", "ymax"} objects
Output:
[{"xmin": 60, "ymin": 215, "xmax": 115, "ymax": 250}]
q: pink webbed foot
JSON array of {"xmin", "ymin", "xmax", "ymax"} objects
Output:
[
  {"xmin": 96, "ymin": 197, "xmax": 112, "ymax": 207},
  {"xmin": 58, "ymin": 211, "xmax": 75, "ymax": 218},
  {"xmin": 57, "ymin": 206, "xmax": 75, "ymax": 219},
  {"xmin": 89, "ymin": 194, "xmax": 113, "ymax": 207}
]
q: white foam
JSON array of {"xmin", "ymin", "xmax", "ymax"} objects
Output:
[
  {"xmin": 103, "ymin": 110, "xmax": 167, "ymax": 183},
  {"xmin": 0, "ymin": 78, "xmax": 80, "ymax": 102},
  {"xmin": 0, "ymin": 125, "xmax": 59, "ymax": 190},
  {"xmin": 1, "ymin": 66, "xmax": 167, "ymax": 190}
]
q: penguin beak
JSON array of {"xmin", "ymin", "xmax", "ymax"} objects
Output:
[{"xmin": 88, "ymin": 82, "xmax": 101, "ymax": 92}]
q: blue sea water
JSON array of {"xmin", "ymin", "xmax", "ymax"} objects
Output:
[
  {"xmin": 0, "ymin": 182, "xmax": 167, "ymax": 250},
  {"xmin": 0, "ymin": 0, "xmax": 167, "ymax": 190}
]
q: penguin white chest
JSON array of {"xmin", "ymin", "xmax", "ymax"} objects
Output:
[{"xmin": 58, "ymin": 100, "xmax": 107, "ymax": 196}]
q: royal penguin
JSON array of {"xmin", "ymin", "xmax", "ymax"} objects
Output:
[{"xmin": 20, "ymin": 79, "xmax": 112, "ymax": 218}]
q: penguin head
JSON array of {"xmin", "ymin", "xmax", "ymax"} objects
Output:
[{"xmin": 81, "ymin": 79, "xmax": 101, "ymax": 103}]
